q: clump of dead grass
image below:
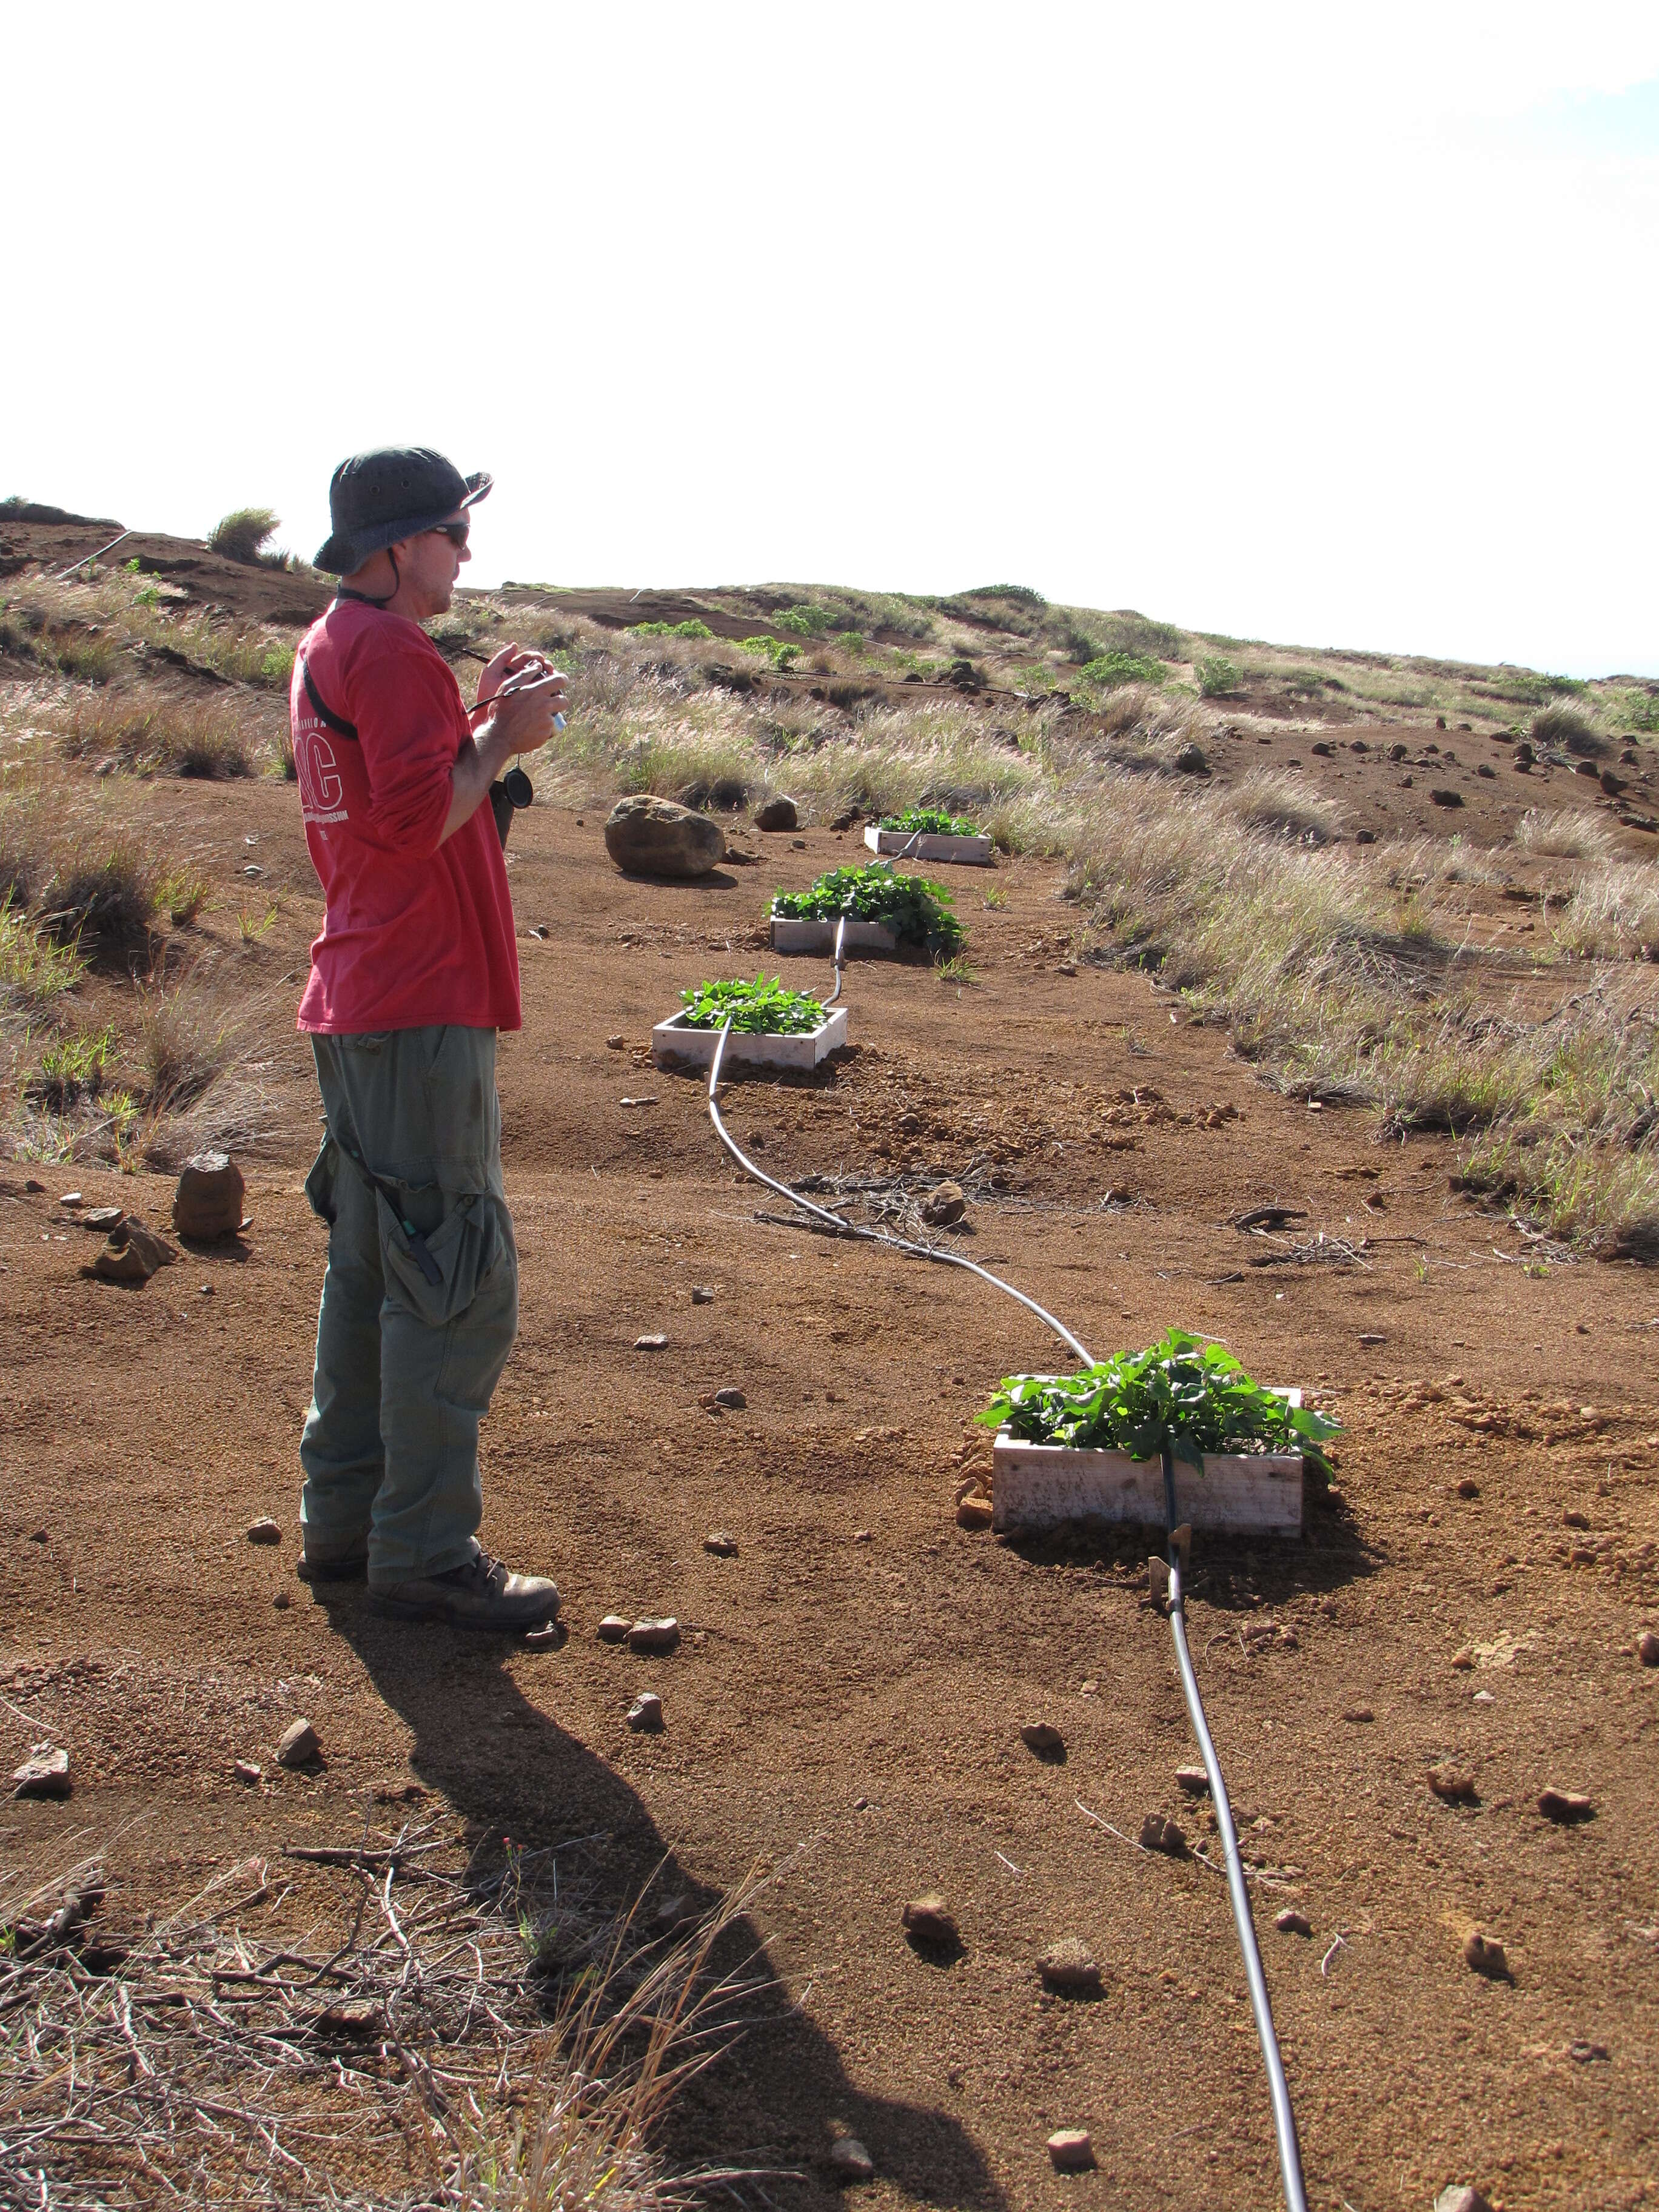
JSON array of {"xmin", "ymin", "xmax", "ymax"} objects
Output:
[
  {"xmin": 1215, "ymin": 767, "xmax": 1346, "ymax": 844},
  {"xmin": 1513, "ymin": 806, "xmax": 1617, "ymax": 862},
  {"xmin": 1531, "ymin": 699, "xmax": 1607, "ymax": 758},
  {"xmin": 59, "ymin": 692, "xmax": 253, "ymax": 779},
  {"xmin": 1555, "ymin": 860, "xmax": 1659, "ymax": 961}
]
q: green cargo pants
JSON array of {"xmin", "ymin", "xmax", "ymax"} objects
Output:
[{"xmin": 299, "ymin": 1025, "xmax": 518, "ymax": 1588}]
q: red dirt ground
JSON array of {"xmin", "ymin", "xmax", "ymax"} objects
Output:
[{"xmin": 4, "ymin": 759, "xmax": 1658, "ymax": 2211}]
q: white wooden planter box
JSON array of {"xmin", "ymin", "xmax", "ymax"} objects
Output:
[
  {"xmin": 651, "ymin": 1005, "xmax": 848, "ymax": 1071},
  {"xmin": 770, "ymin": 914, "xmax": 898, "ymax": 955},
  {"xmin": 863, "ymin": 825, "xmax": 993, "ymax": 866},
  {"xmin": 991, "ymin": 1389, "xmax": 1304, "ymax": 1537}
]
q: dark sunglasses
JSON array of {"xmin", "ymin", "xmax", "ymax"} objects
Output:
[{"xmin": 427, "ymin": 522, "xmax": 470, "ymax": 549}]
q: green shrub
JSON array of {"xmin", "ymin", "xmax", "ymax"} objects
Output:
[
  {"xmin": 27, "ymin": 1025, "xmax": 115, "ymax": 1111},
  {"xmin": 679, "ymin": 974, "xmax": 826, "ymax": 1034},
  {"xmin": 877, "ymin": 806, "xmax": 983, "ymax": 837},
  {"xmin": 628, "ymin": 618, "xmax": 713, "ymax": 640},
  {"xmin": 1089, "ymin": 612, "xmax": 1183, "ymax": 660},
  {"xmin": 1196, "ymin": 655, "xmax": 1241, "ymax": 697},
  {"xmin": 739, "ymin": 637, "xmax": 801, "ymax": 670},
  {"xmin": 774, "ymin": 605, "xmax": 838, "ymax": 637},
  {"xmin": 209, "ymin": 507, "xmax": 280, "ymax": 565},
  {"xmin": 771, "ymin": 860, "xmax": 964, "ymax": 953},
  {"xmin": 1079, "ymin": 652, "xmax": 1165, "ymax": 691}
]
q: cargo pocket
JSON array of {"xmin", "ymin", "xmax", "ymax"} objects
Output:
[
  {"xmin": 375, "ymin": 1187, "xmax": 508, "ymax": 1328},
  {"xmin": 303, "ymin": 1135, "xmax": 339, "ymax": 1225}
]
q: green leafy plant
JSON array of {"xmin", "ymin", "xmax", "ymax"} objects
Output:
[
  {"xmin": 1197, "ymin": 655, "xmax": 1241, "ymax": 697},
  {"xmin": 771, "ymin": 860, "xmax": 964, "ymax": 953},
  {"xmin": 628, "ymin": 618, "xmax": 712, "ymax": 640},
  {"xmin": 207, "ymin": 506, "xmax": 281, "ymax": 565},
  {"xmin": 27, "ymin": 1026, "xmax": 115, "ymax": 1111},
  {"xmin": 877, "ymin": 806, "xmax": 984, "ymax": 837},
  {"xmin": 774, "ymin": 604, "xmax": 838, "ymax": 637},
  {"xmin": 977, "ymin": 1329, "xmax": 1340, "ymax": 1473},
  {"xmin": 739, "ymin": 636, "xmax": 801, "ymax": 670},
  {"xmin": 1078, "ymin": 651, "xmax": 1166, "ymax": 691},
  {"xmin": 679, "ymin": 974, "xmax": 826, "ymax": 1034}
]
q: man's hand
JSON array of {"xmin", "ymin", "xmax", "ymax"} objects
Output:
[
  {"xmin": 441, "ymin": 663, "xmax": 570, "ymax": 846},
  {"xmin": 474, "ymin": 644, "xmax": 540, "ymax": 711}
]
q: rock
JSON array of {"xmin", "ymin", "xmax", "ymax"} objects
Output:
[
  {"xmin": 1538, "ymin": 1786, "xmax": 1594, "ymax": 1823},
  {"xmin": 1173, "ymin": 742, "xmax": 1208, "ymax": 775},
  {"xmin": 28, "ymin": 1529, "xmax": 47, "ymax": 1544},
  {"xmin": 173, "ymin": 1151, "xmax": 246, "ymax": 1241},
  {"xmin": 1275, "ymin": 1908, "xmax": 1313, "ymax": 1937},
  {"xmin": 1562, "ymin": 1507, "xmax": 1590, "ymax": 1529},
  {"xmin": 1450, "ymin": 1646, "xmax": 1475, "ymax": 1671},
  {"xmin": 233, "ymin": 1758, "xmax": 262, "ymax": 1785},
  {"xmin": 1429, "ymin": 1764, "xmax": 1478, "ymax": 1803},
  {"xmin": 1430, "ymin": 788, "xmax": 1464, "ymax": 809},
  {"xmin": 1639, "ymin": 1630, "xmax": 1659, "ymax": 1666},
  {"xmin": 754, "ymin": 796, "xmax": 798, "ymax": 832},
  {"xmin": 597, "ymin": 1615, "xmax": 631, "ymax": 1643},
  {"xmin": 1175, "ymin": 1765, "xmax": 1210, "ymax": 1795},
  {"xmin": 1358, "ymin": 1330, "xmax": 1386, "ymax": 1344},
  {"xmin": 276, "ymin": 1719, "xmax": 320, "ymax": 1768},
  {"xmin": 272, "ymin": 1590, "xmax": 290, "ymax": 1610},
  {"xmin": 828, "ymin": 2136, "xmax": 874, "ymax": 2184},
  {"xmin": 1047, "ymin": 2129, "xmax": 1096, "ymax": 2173},
  {"xmin": 13, "ymin": 1748, "xmax": 71, "ymax": 1800},
  {"xmin": 523, "ymin": 1619, "xmax": 563, "ymax": 1649},
  {"xmin": 91, "ymin": 1217, "xmax": 176, "ymax": 1284},
  {"xmin": 626, "ymin": 1692, "xmax": 663, "ymax": 1732},
  {"xmin": 712, "ymin": 1385, "xmax": 746, "ymax": 1409},
  {"xmin": 703, "ymin": 1531, "xmax": 739, "ymax": 1556},
  {"xmin": 23, "ymin": 1178, "xmax": 44, "ymax": 1193},
  {"xmin": 956, "ymin": 1493, "xmax": 993, "ymax": 1529},
  {"xmin": 1434, "ymin": 2189, "xmax": 1492, "ymax": 2212},
  {"xmin": 1021, "ymin": 1722, "xmax": 1064, "ymax": 1758},
  {"xmin": 1455, "ymin": 1478, "xmax": 1480, "ymax": 1500},
  {"xmin": 1343, "ymin": 1706, "xmax": 1374, "ymax": 1723},
  {"xmin": 634, "ymin": 1332, "xmax": 668, "ymax": 1350},
  {"xmin": 603, "ymin": 794, "xmax": 725, "ymax": 879},
  {"xmin": 606, "ymin": 1033, "xmax": 625, "ymax": 1050},
  {"xmin": 59, "ymin": 1190, "xmax": 84, "ymax": 1207},
  {"xmin": 1463, "ymin": 1929, "xmax": 1509, "ymax": 1979},
  {"xmin": 691, "ymin": 1284, "xmax": 715, "ymax": 1304},
  {"xmin": 920, "ymin": 1181, "xmax": 967, "ymax": 1227},
  {"xmin": 1569, "ymin": 2040, "xmax": 1609, "ymax": 2063},
  {"xmin": 902, "ymin": 1892, "xmax": 957, "ymax": 1946},
  {"xmin": 247, "ymin": 1517, "xmax": 281, "ymax": 1546},
  {"xmin": 1139, "ymin": 1814, "xmax": 1187, "ymax": 1856},
  {"xmin": 1354, "ymin": 828, "xmax": 1376, "ymax": 845},
  {"xmin": 1038, "ymin": 1939, "xmax": 1102, "ymax": 1995},
  {"xmin": 791, "ymin": 837, "xmax": 806, "ymax": 849},
  {"xmin": 628, "ymin": 1617, "xmax": 680, "ymax": 1654},
  {"xmin": 82, "ymin": 1205, "xmax": 124, "ymax": 1230}
]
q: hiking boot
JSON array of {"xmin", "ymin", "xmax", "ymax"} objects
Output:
[
  {"xmin": 297, "ymin": 1549, "xmax": 369, "ymax": 1584},
  {"xmin": 367, "ymin": 1548, "xmax": 560, "ymax": 1632}
]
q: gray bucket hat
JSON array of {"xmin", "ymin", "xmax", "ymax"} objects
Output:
[{"xmin": 315, "ymin": 446, "xmax": 492, "ymax": 574}]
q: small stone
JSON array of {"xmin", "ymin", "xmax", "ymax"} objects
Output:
[
  {"xmin": 828, "ymin": 2136, "xmax": 874, "ymax": 2183},
  {"xmin": 173, "ymin": 1151, "xmax": 246, "ymax": 1242},
  {"xmin": 272, "ymin": 1589, "xmax": 290, "ymax": 1610},
  {"xmin": 626, "ymin": 1692, "xmax": 663, "ymax": 1732},
  {"xmin": 92, "ymin": 1218, "xmax": 175, "ymax": 1284},
  {"xmin": 523, "ymin": 1619, "xmax": 564, "ymax": 1649},
  {"xmin": 1139, "ymin": 1814, "xmax": 1187, "ymax": 1856},
  {"xmin": 791, "ymin": 837, "xmax": 806, "ymax": 849},
  {"xmin": 691, "ymin": 1284, "xmax": 715, "ymax": 1304},
  {"xmin": 606, "ymin": 1033, "xmax": 625, "ymax": 1050},
  {"xmin": 1562, "ymin": 1507, "xmax": 1590, "ymax": 1529},
  {"xmin": 754, "ymin": 796, "xmax": 798, "ymax": 833},
  {"xmin": 1275, "ymin": 1908, "xmax": 1313, "ymax": 1936},
  {"xmin": 597, "ymin": 1615, "xmax": 631, "ymax": 1643},
  {"xmin": 1435, "ymin": 2187, "xmax": 1493, "ymax": 2212},
  {"xmin": 1358, "ymin": 1330, "xmax": 1386, "ymax": 1344},
  {"xmin": 1638, "ymin": 1631, "xmax": 1659, "ymax": 1666},
  {"xmin": 1569, "ymin": 2040, "xmax": 1609, "ymax": 2064},
  {"xmin": 628, "ymin": 1617, "xmax": 680, "ymax": 1654},
  {"xmin": 634, "ymin": 1332, "xmax": 668, "ymax": 1350},
  {"xmin": 1537, "ymin": 1786, "xmax": 1594, "ymax": 1824},
  {"xmin": 1450, "ymin": 1646, "xmax": 1475, "ymax": 1671},
  {"xmin": 956, "ymin": 1494, "xmax": 993, "ymax": 1529},
  {"xmin": 902, "ymin": 1892, "xmax": 957, "ymax": 1946},
  {"xmin": 233, "ymin": 1758, "xmax": 262, "ymax": 1785},
  {"xmin": 82, "ymin": 1205, "xmax": 124, "ymax": 1230},
  {"xmin": 701, "ymin": 1530, "xmax": 740, "ymax": 1558},
  {"xmin": 276, "ymin": 1718, "xmax": 320, "ymax": 1768},
  {"xmin": 1037, "ymin": 1939, "xmax": 1102, "ymax": 1994},
  {"xmin": 58, "ymin": 1191, "xmax": 84, "ymax": 1207},
  {"xmin": 13, "ymin": 1748, "xmax": 71, "ymax": 1800},
  {"xmin": 23, "ymin": 1178, "xmax": 44, "ymax": 1193},
  {"xmin": 1175, "ymin": 1765, "xmax": 1210, "ymax": 1795},
  {"xmin": 247, "ymin": 1517, "xmax": 281, "ymax": 1546},
  {"xmin": 920, "ymin": 1181, "xmax": 966, "ymax": 1227},
  {"xmin": 712, "ymin": 1385, "xmax": 746, "ymax": 1409},
  {"xmin": 1173, "ymin": 740, "xmax": 1208, "ymax": 775},
  {"xmin": 1047, "ymin": 2129, "xmax": 1095, "ymax": 2173},
  {"xmin": 1455, "ymin": 1478, "xmax": 1480, "ymax": 1500},
  {"xmin": 1021, "ymin": 1723, "xmax": 1064, "ymax": 1757},
  {"xmin": 1342, "ymin": 1705, "xmax": 1374, "ymax": 1723},
  {"xmin": 1463, "ymin": 1929, "xmax": 1508, "ymax": 1979},
  {"xmin": 1429, "ymin": 1764, "xmax": 1478, "ymax": 1803},
  {"xmin": 28, "ymin": 1529, "xmax": 47, "ymax": 1544}
]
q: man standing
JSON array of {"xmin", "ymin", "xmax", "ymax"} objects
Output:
[{"xmin": 289, "ymin": 446, "xmax": 565, "ymax": 1632}]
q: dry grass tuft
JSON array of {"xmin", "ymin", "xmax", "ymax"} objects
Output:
[
  {"xmin": 207, "ymin": 505, "xmax": 281, "ymax": 564},
  {"xmin": 60, "ymin": 692, "xmax": 254, "ymax": 779},
  {"xmin": 1513, "ymin": 806, "xmax": 1617, "ymax": 862},
  {"xmin": 1531, "ymin": 699, "xmax": 1607, "ymax": 758},
  {"xmin": 1215, "ymin": 768, "xmax": 1346, "ymax": 845}
]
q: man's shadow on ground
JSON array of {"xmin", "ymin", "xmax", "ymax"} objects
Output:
[{"xmin": 324, "ymin": 1598, "xmax": 1004, "ymax": 2211}]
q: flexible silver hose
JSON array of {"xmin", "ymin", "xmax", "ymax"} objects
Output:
[
  {"xmin": 703, "ymin": 999, "xmax": 1310, "ymax": 2211},
  {"xmin": 1161, "ymin": 1454, "xmax": 1308, "ymax": 2210}
]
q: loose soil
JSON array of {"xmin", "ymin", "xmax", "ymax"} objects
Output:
[{"xmin": 5, "ymin": 775, "xmax": 1658, "ymax": 2212}]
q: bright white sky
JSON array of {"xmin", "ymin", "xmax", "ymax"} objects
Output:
[{"xmin": 5, "ymin": 4, "xmax": 1656, "ymax": 676}]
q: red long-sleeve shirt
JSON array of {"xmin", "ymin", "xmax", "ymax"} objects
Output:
[{"xmin": 290, "ymin": 599, "xmax": 521, "ymax": 1035}]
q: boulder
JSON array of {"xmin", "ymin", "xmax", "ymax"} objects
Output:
[
  {"xmin": 173, "ymin": 1152, "xmax": 246, "ymax": 1241},
  {"xmin": 91, "ymin": 1218, "xmax": 176, "ymax": 1284},
  {"xmin": 603, "ymin": 795, "xmax": 725, "ymax": 879},
  {"xmin": 754, "ymin": 796, "xmax": 798, "ymax": 832}
]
